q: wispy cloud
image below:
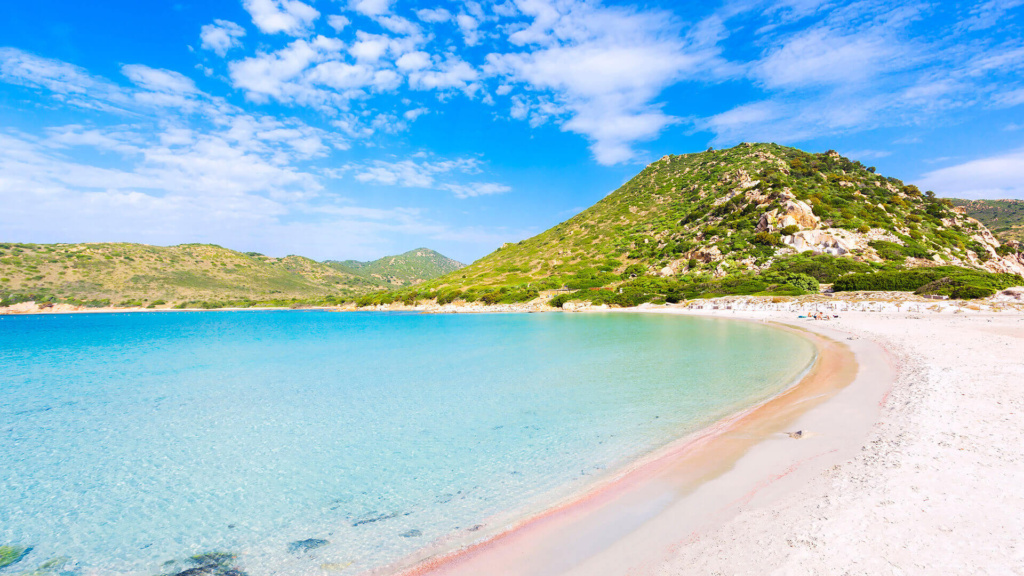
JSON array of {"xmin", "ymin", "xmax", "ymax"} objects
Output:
[
  {"xmin": 919, "ymin": 148, "xmax": 1024, "ymax": 200},
  {"xmin": 343, "ymin": 156, "xmax": 510, "ymax": 198}
]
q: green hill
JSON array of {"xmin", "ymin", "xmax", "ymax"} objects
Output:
[
  {"xmin": 325, "ymin": 248, "xmax": 463, "ymax": 287},
  {"xmin": 357, "ymin": 143, "xmax": 1024, "ymax": 306},
  {"xmin": 951, "ymin": 199, "xmax": 1024, "ymax": 245},
  {"xmin": 0, "ymin": 243, "xmax": 382, "ymax": 308}
]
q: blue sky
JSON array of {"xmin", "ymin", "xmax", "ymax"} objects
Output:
[{"xmin": 1, "ymin": 0, "xmax": 1022, "ymax": 263}]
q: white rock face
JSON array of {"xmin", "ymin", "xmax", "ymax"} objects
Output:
[
  {"xmin": 660, "ymin": 266, "xmax": 674, "ymax": 277},
  {"xmin": 757, "ymin": 200, "xmax": 820, "ymax": 232},
  {"xmin": 783, "ymin": 230, "xmax": 854, "ymax": 256}
]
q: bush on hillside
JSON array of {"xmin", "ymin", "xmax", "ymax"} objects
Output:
[
  {"xmin": 770, "ymin": 254, "xmax": 873, "ymax": 283},
  {"xmin": 753, "ymin": 232, "xmax": 782, "ymax": 246},
  {"xmin": 833, "ymin": 266, "xmax": 1021, "ymax": 298}
]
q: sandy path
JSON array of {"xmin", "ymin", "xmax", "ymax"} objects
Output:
[{"xmin": 655, "ymin": 310, "xmax": 1024, "ymax": 575}]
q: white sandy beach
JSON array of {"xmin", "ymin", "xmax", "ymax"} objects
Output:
[
  {"xmin": 653, "ymin": 308, "xmax": 1024, "ymax": 575},
  {"xmin": 394, "ymin": 304, "xmax": 1024, "ymax": 576}
]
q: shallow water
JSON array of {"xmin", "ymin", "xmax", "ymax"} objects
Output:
[{"xmin": 0, "ymin": 311, "xmax": 814, "ymax": 575}]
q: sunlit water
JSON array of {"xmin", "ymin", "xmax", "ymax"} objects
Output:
[{"xmin": 0, "ymin": 311, "xmax": 814, "ymax": 575}]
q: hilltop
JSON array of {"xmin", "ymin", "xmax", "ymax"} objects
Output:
[
  {"xmin": 358, "ymin": 143, "xmax": 1024, "ymax": 307},
  {"xmin": 325, "ymin": 248, "xmax": 463, "ymax": 287},
  {"xmin": 952, "ymin": 199, "xmax": 1024, "ymax": 245}
]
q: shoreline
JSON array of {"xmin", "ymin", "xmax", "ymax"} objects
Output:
[
  {"xmin": 5, "ymin": 287, "xmax": 1023, "ymax": 317},
  {"xmin": 5, "ymin": 303, "xmax": 1020, "ymax": 573},
  {"xmin": 372, "ymin": 313, "xmax": 883, "ymax": 576}
]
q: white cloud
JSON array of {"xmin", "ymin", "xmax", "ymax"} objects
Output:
[
  {"xmin": 200, "ymin": 20, "xmax": 246, "ymax": 57},
  {"xmin": 327, "ymin": 14, "xmax": 351, "ymax": 32},
  {"xmin": 691, "ymin": 2, "xmax": 1024, "ymax": 146},
  {"xmin": 0, "ymin": 128, "xmax": 487, "ymax": 261},
  {"xmin": 486, "ymin": 0, "xmax": 726, "ymax": 164},
  {"xmin": 347, "ymin": 156, "xmax": 508, "ymax": 198},
  {"xmin": 403, "ymin": 107, "xmax": 429, "ymax": 121},
  {"xmin": 122, "ymin": 65, "xmax": 197, "ymax": 95},
  {"xmin": 243, "ymin": 0, "xmax": 319, "ymax": 36},
  {"xmin": 416, "ymin": 8, "xmax": 452, "ymax": 23},
  {"xmin": 957, "ymin": 0, "xmax": 1024, "ymax": 31},
  {"xmin": 408, "ymin": 56, "xmax": 479, "ymax": 95},
  {"xmin": 396, "ymin": 51, "xmax": 432, "ymax": 71},
  {"xmin": 377, "ymin": 15, "xmax": 421, "ymax": 36},
  {"xmin": 754, "ymin": 27, "xmax": 905, "ymax": 89},
  {"xmin": 918, "ymin": 148, "xmax": 1024, "ymax": 200},
  {"xmin": 440, "ymin": 182, "xmax": 511, "ymax": 198},
  {"xmin": 352, "ymin": 157, "xmax": 478, "ymax": 187},
  {"xmin": 993, "ymin": 87, "xmax": 1024, "ymax": 108},
  {"xmin": 0, "ymin": 47, "xmax": 134, "ymax": 112},
  {"xmin": 349, "ymin": 0, "xmax": 392, "ymax": 17},
  {"xmin": 841, "ymin": 149, "xmax": 891, "ymax": 160},
  {"xmin": 229, "ymin": 36, "xmax": 344, "ymax": 104},
  {"xmin": 349, "ymin": 32, "xmax": 392, "ymax": 62},
  {"xmin": 457, "ymin": 13, "xmax": 481, "ymax": 46},
  {"xmin": 0, "ymin": 49, "xmax": 511, "ymax": 261}
]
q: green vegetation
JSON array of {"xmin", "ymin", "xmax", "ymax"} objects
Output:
[
  {"xmin": 833, "ymin": 266, "xmax": 1021, "ymax": 299},
  {"xmin": 417, "ymin": 143, "xmax": 992, "ymax": 293},
  {"xmin": 325, "ymin": 248, "xmax": 463, "ymax": 287},
  {"xmin": 0, "ymin": 545, "xmax": 29, "ymax": 569},
  {"xmin": 952, "ymin": 199, "xmax": 1024, "ymax": 245},
  {"xmin": 349, "ymin": 143, "xmax": 1019, "ymax": 307},
  {"xmin": 0, "ymin": 243, "xmax": 460, "ymax": 309}
]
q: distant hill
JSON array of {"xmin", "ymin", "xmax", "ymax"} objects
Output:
[
  {"xmin": 0, "ymin": 243, "xmax": 382, "ymax": 308},
  {"xmin": 951, "ymin": 199, "xmax": 1024, "ymax": 245},
  {"xmin": 355, "ymin": 143, "xmax": 1024, "ymax": 306},
  {"xmin": 325, "ymin": 248, "xmax": 463, "ymax": 287}
]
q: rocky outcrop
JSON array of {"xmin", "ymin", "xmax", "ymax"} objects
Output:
[
  {"xmin": 757, "ymin": 200, "xmax": 820, "ymax": 232},
  {"xmin": 782, "ymin": 229, "xmax": 856, "ymax": 256},
  {"xmin": 984, "ymin": 253, "xmax": 1024, "ymax": 276},
  {"xmin": 993, "ymin": 287, "xmax": 1024, "ymax": 301}
]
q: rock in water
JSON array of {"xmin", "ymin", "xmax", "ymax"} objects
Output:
[
  {"xmin": 0, "ymin": 546, "xmax": 31, "ymax": 569},
  {"xmin": 170, "ymin": 552, "xmax": 247, "ymax": 576},
  {"xmin": 287, "ymin": 539, "xmax": 329, "ymax": 554}
]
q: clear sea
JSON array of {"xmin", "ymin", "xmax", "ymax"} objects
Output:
[{"xmin": 0, "ymin": 311, "xmax": 814, "ymax": 576}]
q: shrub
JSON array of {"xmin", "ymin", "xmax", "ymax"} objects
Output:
[
  {"xmin": 950, "ymin": 286, "xmax": 994, "ymax": 299},
  {"xmin": 763, "ymin": 271, "xmax": 819, "ymax": 293},
  {"xmin": 564, "ymin": 269, "xmax": 618, "ymax": 290},
  {"xmin": 780, "ymin": 225, "xmax": 800, "ymax": 236},
  {"xmin": 436, "ymin": 289, "xmax": 462, "ymax": 305},
  {"xmin": 834, "ymin": 266, "xmax": 1021, "ymax": 298},
  {"xmin": 770, "ymin": 254, "xmax": 873, "ymax": 283},
  {"xmin": 753, "ymin": 232, "xmax": 782, "ymax": 246},
  {"xmin": 620, "ymin": 264, "xmax": 646, "ymax": 279},
  {"xmin": 549, "ymin": 293, "xmax": 575, "ymax": 308}
]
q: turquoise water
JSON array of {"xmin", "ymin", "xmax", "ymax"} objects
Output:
[{"xmin": 0, "ymin": 311, "xmax": 814, "ymax": 576}]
